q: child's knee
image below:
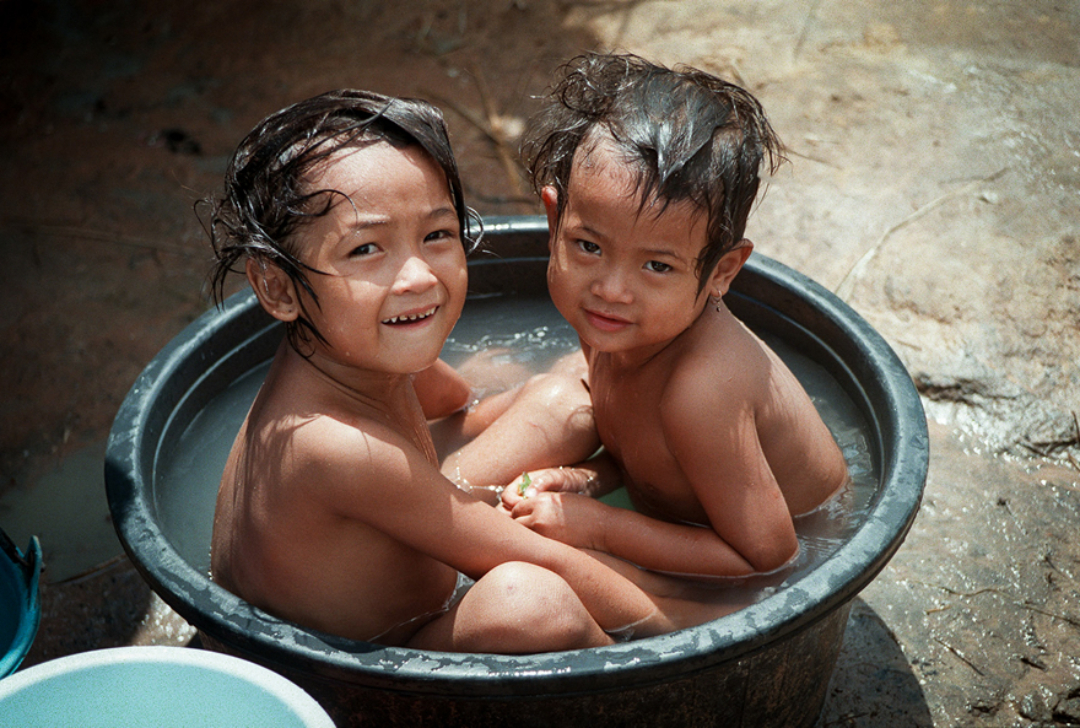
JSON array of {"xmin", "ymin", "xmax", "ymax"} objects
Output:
[
  {"xmin": 519, "ymin": 372, "xmax": 592, "ymax": 424},
  {"xmin": 464, "ymin": 562, "xmax": 608, "ymax": 653}
]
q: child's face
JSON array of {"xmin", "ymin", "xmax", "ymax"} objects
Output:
[
  {"xmin": 545, "ymin": 140, "xmax": 714, "ymax": 360},
  {"xmin": 292, "ymin": 141, "xmax": 467, "ymax": 375}
]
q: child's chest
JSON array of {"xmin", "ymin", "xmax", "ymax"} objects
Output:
[
  {"xmin": 348, "ymin": 391, "xmax": 440, "ymax": 468},
  {"xmin": 387, "ymin": 406, "xmax": 440, "ymax": 467},
  {"xmin": 588, "ymin": 358, "xmax": 708, "ymax": 524}
]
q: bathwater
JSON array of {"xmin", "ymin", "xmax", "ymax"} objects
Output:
[{"xmin": 157, "ymin": 293, "xmax": 877, "ymax": 607}]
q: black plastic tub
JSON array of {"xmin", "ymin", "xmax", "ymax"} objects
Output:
[{"xmin": 106, "ymin": 216, "xmax": 928, "ymax": 727}]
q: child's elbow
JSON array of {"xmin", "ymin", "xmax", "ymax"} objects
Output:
[
  {"xmin": 415, "ymin": 364, "xmax": 472, "ymax": 420},
  {"xmin": 746, "ymin": 538, "xmax": 799, "ymax": 576},
  {"xmin": 420, "ymin": 392, "xmax": 465, "ymax": 420},
  {"xmin": 437, "ymin": 380, "xmax": 473, "ymax": 418}
]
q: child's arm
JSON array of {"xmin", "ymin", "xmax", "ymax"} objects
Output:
[
  {"xmin": 412, "ymin": 359, "xmax": 472, "ymax": 420},
  {"xmin": 311, "ymin": 420, "xmax": 673, "ymax": 638},
  {"xmin": 440, "ymin": 356, "xmax": 600, "ymax": 493},
  {"xmin": 662, "ymin": 368, "xmax": 801, "ymax": 574},
  {"xmin": 508, "ymin": 373, "xmax": 799, "ymax": 579},
  {"xmin": 507, "ymin": 492, "xmax": 766, "ymax": 578}
]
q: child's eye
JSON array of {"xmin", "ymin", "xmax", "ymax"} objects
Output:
[
  {"xmin": 349, "ymin": 243, "xmax": 378, "ymax": 257},
  {"xmin": 424, "ymin": 229, "xmax": 457, "ymax": 243},
  {"xmin": 576, "ymin": 239, "xmax": 601, "ymax": 256},
  {"xmin": 645, "ymin": 260, "xmax": 672, "ymax": 273}
]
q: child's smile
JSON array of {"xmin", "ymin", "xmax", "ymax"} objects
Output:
[
  {"xmin": 583, "ymin": 308, "xmax": 632, "ymax": 333},
  {"xmin": 382, "ymin": 304, "xmax": 439, "ymax": 326}
]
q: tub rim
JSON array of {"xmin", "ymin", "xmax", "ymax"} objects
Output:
[{"xmin": 106, "ymin": 215, "xmax": 927, "ymax": 697}]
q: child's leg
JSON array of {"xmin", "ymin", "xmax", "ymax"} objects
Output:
[
  {"xmin": 439, "ymin": 351, "xmax": 599, "ymax": 496},
  {"xmin": 405, "ymin": 562, "xmax": 615, "ymax": 653},
  {"xmin": 583, "ymin": 549, "xmax": 755, "ymax": 631}
]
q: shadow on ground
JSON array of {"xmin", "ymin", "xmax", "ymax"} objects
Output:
[{"xmin": 824, "ymin": 598, "xmax": 932, "ymax": 727}]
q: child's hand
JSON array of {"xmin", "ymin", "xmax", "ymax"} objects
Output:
[
  {"xmin": 507, "ymin": 492, "xmax": 601, "ymax": 550},
  {"xmin": 499, "ymin": 467, "xmax": 595, "ymax": 511}
]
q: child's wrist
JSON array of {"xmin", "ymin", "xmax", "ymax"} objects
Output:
[{"xmin": 588, "ymin": 499, "xmax": 611, "ymax": 551}]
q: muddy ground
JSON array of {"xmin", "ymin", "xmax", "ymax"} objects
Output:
[{"xmin": 1, "ymin": 1, "xmax": 1078, "ymax": 726}]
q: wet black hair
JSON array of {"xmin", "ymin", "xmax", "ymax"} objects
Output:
[
  {"xmin": 200, "ymin": 88, "xmax": 479, "ymax": 350},
  {"xmin": 522, "ymin": 53, "xmax": 784, "ymax": 293}
]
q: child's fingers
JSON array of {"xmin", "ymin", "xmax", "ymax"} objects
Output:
[
  {"xmin": 508, "ymin": 497, "xmax": 537, "ymax": 524},
  {"xmin": 502, "ymin": 469, "xmax": 550, "ymax": 507},
  {"xmin": 500, "ymin": 467, "xmax": 584, "ymax": 510},
  {"xmin": 499, "ymin": 474, "xmax": 529, "ymax": 509},
  {"xmin": 510, "ymin": 494, "xmax": 583, "ymax": 546},
  {"xmin": 499, "ymin": 488, "xmax": 522, "ymax": 510},
  {"xmin": 523, "ymin": 467, "xmax": 577, "ymax": 494}
]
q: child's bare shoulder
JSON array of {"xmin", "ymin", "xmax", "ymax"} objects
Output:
[
  {"xmin": 270, "ymin": 404, "xmax": 427, "ymax": 506},
  {"xmin": 663, "ymin": 317, "xmax": 768, "ymax": 415}
]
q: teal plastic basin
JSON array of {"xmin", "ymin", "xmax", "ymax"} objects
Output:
[{"xmin": 0, "ymin": 646, "xmax": 335, "ymax": 727}]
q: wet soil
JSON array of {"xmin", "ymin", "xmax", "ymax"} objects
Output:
[{"xmin": 1, "ymin": 1, "xmax": 1078, "ymax": 725}]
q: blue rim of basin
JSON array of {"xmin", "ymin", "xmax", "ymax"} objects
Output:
[{"xmin": 106, "ymin": 215, "xmax": 928, "ymax": 697}]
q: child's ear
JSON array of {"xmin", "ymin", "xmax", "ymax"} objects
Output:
[
  {"xmin": 541, "ymin": 186, "xmax": 559, "ymax": 249},
  {"xmin": 246, "ymin": 257, "xmax": 300, "ymax": 323},
  {"xmin": 708, "ymin": 239, "xmax": 754, "ymax": 298}
]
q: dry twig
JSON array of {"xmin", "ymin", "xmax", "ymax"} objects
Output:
[
  {"xmin": 4, "ymin": 220, "xmax": 201, "ymax": 258},
  {"xmin": 1020, "ymin": 602, "xmax": 1080, "ymax": 630},
  {"xmin": 933, "ymin": 636, "xmax": 985, "ymax": 675},
  {"xmin": 425, "ymin": 74, "xmax": 530, "ymax": 204}
]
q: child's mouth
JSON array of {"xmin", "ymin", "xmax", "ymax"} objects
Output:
[
  {"xmin": 584, "ymin": 309, "xmax": 631, "ymax": 332},
  {"xmin": 382, "ymin": 305, "xmax": 438, "ymax": 326}
]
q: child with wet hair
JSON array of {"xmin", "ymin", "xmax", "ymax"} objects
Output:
[
  {"xmin": 502, "ymin": 54, "xmax": 850, "ymax": 579},
  {"xmin": 203, "ymin": 88, "xmax": 685, "ymax": 651}
]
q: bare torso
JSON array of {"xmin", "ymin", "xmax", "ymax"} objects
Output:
[
  {"xmin": 586, "ymin": 304, "xmax": 848, "ymax": 526},
  {"xmin": 210, "ymin": 342, "xmax": 458, "ymax": 644}
]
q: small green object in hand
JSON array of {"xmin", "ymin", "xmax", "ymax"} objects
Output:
[{"xmin": 518, "ymin": 472, "xmax": 532, "ymax": 496}]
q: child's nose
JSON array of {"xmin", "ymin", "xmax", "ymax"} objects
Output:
[
  {"xmin": 590, "ymin": 268, "xmax": 633, "ymax": 304},
  {"xmin": 393, "ymin": 253, "xmax": 438, "ymax": 293}
]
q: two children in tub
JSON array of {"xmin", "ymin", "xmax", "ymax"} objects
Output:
[{"xmin": 208, "ymin": 54, "xmax": 847, "ymax": 653}]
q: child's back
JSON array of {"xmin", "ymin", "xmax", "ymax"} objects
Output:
[{"xmin": 587, "ymin": 292, "xmax": 847, "ymax": 525}]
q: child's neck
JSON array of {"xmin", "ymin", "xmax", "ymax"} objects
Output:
[
  {"xmin": 289, "ymin": 344, "xmax": 417, "ymax": 411},
  {"xmin": 292, "ymin": 346, "xmax": 437, "ymax": 461},
  {"xmin": 604, "ymin": 340, "xmax": 676, "ymax": 372}
]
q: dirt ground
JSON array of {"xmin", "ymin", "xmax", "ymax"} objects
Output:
[{"xmin": 1, "ymin": 1, "xmax": 1078, "ymax": 726}]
